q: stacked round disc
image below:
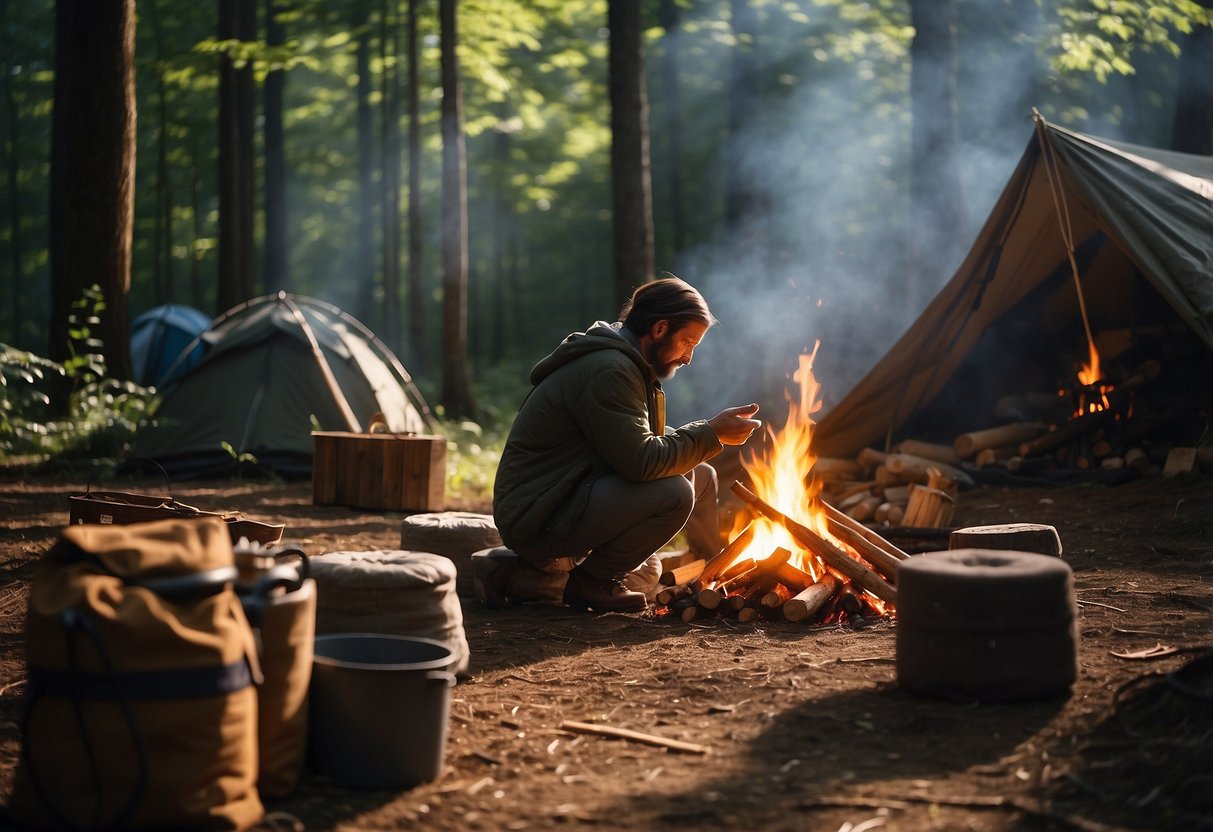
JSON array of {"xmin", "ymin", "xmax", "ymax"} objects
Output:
[{"xmin": 896, "ymin": 548, "xmax": 1078, "ymax": 702}]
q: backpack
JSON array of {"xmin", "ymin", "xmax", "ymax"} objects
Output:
[{"xmin": 8, "ymin": 518, "xmax": 264, "ymax": 831}]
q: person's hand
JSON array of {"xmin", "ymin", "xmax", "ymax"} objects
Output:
[{"xmin": 708, "ymin": 403, "xmax": 762, "ymax": 446}]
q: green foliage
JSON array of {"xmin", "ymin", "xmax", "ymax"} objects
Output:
[
  {"xmin": 1048, "ymin": 0, "xmax": 1209, "ymax": 81},
  {"xmin": 0, "ymin": 287, "xmax": 157, "ymax": 464}
]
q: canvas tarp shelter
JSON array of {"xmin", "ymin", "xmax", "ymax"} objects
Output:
[
  {"xmin": 813, "ymin": 114, "xmax": 1213, "ymax": 459},
  {"xmin": 129, "ymin": 293, "xmax": 434, "ymax": 477}
]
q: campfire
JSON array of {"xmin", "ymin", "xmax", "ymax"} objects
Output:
[{"xmin": 656, "ymin": 344, "xmax": 904, "ymax": 626}]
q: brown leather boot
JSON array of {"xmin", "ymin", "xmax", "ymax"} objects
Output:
[
  {"xmin": 472, "ymin": 548, "xmax": 568, "ymax": 607},
  {"xmin": 563, "ymin": 568, "xmax": 648, "ymax": 612}
]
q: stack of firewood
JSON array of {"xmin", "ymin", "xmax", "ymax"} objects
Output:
[
  {"xmin": 654, "ymin": 482, "xmax": 905, "ymax": 625},
  {"xmin": 815, "ymin": 440, "xmax": 968, "ymax": 529}
]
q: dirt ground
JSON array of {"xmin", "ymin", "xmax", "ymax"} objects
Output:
[{"xmin": 0, "ymin": 468, "xmax": 1211, "ymax": 832}]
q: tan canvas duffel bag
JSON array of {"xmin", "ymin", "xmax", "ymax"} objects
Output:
[{"xmin": 8, "ymin": 518, "xmax": 264, "ymax": 831}]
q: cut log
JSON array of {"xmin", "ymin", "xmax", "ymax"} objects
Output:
[
  {"xmin": 1162, "ymin": 447, "xmax": 1197, "ymax": 478},
  {"xmin": 692, "ymin": 522, "xmax": 757, "ymax": 590},
  {"xmin": 895, "ymin": 439, "xmax": 961, "ymax": 467},
  {"xmin": 821, "ymin": 500, "xmax": 910, "ymax": 562},
  {"xmin": 813, "ymin": 457, "xmax": 864, "ymax": 481},
  {"xmin": 820, "ymin": 518, "xmax": 902, "ymax": 582},
  {"xmin": 1124, "ymin": 447, "xmax": 1154, "ymax": 475},
  {"xmin": 783, "ymin": 575, "xmax": 841, "ymax": 622},
  {"xmin": 838, "ymin": 489, "xmax": 874, "ymax": 511},
  {"xmin": 856, "ymin": 447, "xmax": 888, "ymax": 470},
  {"xmin": 874, "ymin": 466, "xmax": 905, "ymax": 486},
  {"xmin": 774, "ymin": 561, "xmax": 815, "ymax": 594},
  {"xmin": 847, "ymin": 495, "xmax": 883, "ymax": 523},
  {"xmin": 884, "ymin": 453, "xmax": 973, "ymax": 488},
  {"xmin": 948, "ymin": 523, "xmax": 1062, "ymax": 556},
  {"xmin": 741, "ymin": 548, "xmax": 792, "ymax": 603},
  {"xmin": 974, "ymin": 446, "xmax": 1017, "ymax": 467},
  {"xmin": 954, "ymin": 422, "xmax": 1048, "ymax": 458},
  {"xmin": 659, "ymin": 558, "xmax": 706, "ymax": 586},
  {"xmin": 697, "ymin": 562, "xmax": 756, "ymax": 609},
  {"xmin": 656, "ymin": 584, "xmax": 691, "ymax": 605},
  {"xmin": 730, "ymin": 482, "xmax": 897, "ymax": 605}
]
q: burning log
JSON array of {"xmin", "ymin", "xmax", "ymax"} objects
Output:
[
  {"xmin": 696, "ymin": 563, "xmax": 756, "ymax": 610},
  {"xmin": 1018, "ymin": 408, "xmax": 1114, "ymax": 457},
  {"xmin": 730, "ymin": 481, "xmax": 897, "ymax": 605},
  {"xmin": 774, "ymin": 561, "xmax": 815, "ymax": 594},
  {"xmin": 692, "ymin": 522, "xmax": 757, "ymax": 591},
  {"xmin": 660, "ymin": 558, "xmax": 705, "ymax": 587},
  {"xmin": 954, "ymin": 421, "xmax": 1048, "ymax": 459},
  {"xmin": 821, "ymin": 499, "xmax": 910, "ymax": 564},
  {"xmin": 783, "ymin": 575, "xmax": 841, "ymax": 622},
  {"xmin": 741, "ymin": 548, "xmax": 792, "ymax": 603}
]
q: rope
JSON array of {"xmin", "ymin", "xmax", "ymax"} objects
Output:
[{"xmin": 1033, "ymin": 110, "xmax": 1099, "ymax": 365}]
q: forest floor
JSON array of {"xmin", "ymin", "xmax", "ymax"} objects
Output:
[{"xmin": 0, "ymin": 468, "xmax": 1211, "ymax": 831}]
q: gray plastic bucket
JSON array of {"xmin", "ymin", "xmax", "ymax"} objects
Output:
[{"xmin": 310, "ymin": 633, "xmax": 456, "ymax": 790}]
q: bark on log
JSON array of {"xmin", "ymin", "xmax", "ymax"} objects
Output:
[
  {"xmin": 730, "ymin": 482, "xmax": 897, "ymax": 604},
  {"xmin": 774, "ymin": 561, "xmax": 815, "ymax": 594},
  {"xmin": 660, "ymin": 558, "xmax": 706, "ymax": 586},
  {"xmin": 692, "ymin": 521, "xmax": 757, "ymax": 590},
  {"xmin": 884, "ymin": 453, "xmax": 973, "ymax": 487},
  {"xmin": 948, "ymin": 522, "xmax": 1062, "ymax": 556},
  {"xmin": 783, "ymin": 575, "xmax": 840, "ymax": 622},
  {"xmin": 954, "ymin": 422, "xmax": 1048, "ymax": 458},
  {"xmin": 895, "ymin": 439, "xmax": 961, "ymax": 466},
  {"xmin": 821, "ymin": 499, "xmax": 910, "ymax": 562}
]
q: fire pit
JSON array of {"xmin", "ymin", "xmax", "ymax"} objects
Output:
[{"xmin": 655, "ymin": 345, "xmax": 904, "ymax": 627}]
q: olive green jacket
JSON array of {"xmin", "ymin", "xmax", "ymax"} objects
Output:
[{"xmin": 493, "ymin": 321, "xmax": 722, "ymax": 545}]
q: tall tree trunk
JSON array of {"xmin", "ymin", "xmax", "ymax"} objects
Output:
[
  {"xmin": 50, "ymin": 0, "xmax": 136, "ymax": 381},
  {"xmin": 439, "ymin": 0, "xmax": 476, "ymax": 419},
  {"xmin": 355, "ymin": 7, "xmax": 376, "ymax": 324},
  {"xmin": 656, "ymin": 0, "xmax": 686, "ymax": 261},
  {"xmin": 148, "ymin": 0, "xmax": 172, "ymax": 302},
  {"xmin": 217, "ymin": 0, "xmax": 256, "ymax": 314},
  {"xmin": 264, "ymin": 0, "xmax": 288, "ymax": 292},
  {"xmin": 609, "ymin": 0, "xmax": 655, "ymax": 301},
  {"xmin": 1, "ymin": 0, "xmax": 23, "ymax": 345},
  {"xmin": 490, "ymin": 118, "xmax": 509, "ymax": 363},
  {"xmin": 189, "ymin": 144, "xmax": 204, "ymax": 308},
  {"xmin": 724, "ymin": 0, "xmax": 759, "ymax": 230},
  {"xmin": 908, "ymin": 0, "xmax": 965, "ymax": 311},
  {"xmin": 406, "ymin": 0, "xmax": 428, "ymax": 372},
  {"xmin": 47, "ymin": 0, "xmax": 74, "ymax": 364},
  {"xmin": 381, "ymin": 0, "xmax": 401, "ymax": 351},
  {"xmin": 1171, "ymin": 3, "xmax": 1213, "ymax": 155}
]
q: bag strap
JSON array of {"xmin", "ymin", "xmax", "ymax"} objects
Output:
[
  {"xmin": 22, "ymin": 609, "xmax": 148, "ymax": 832},
  {"xmin": 84, "ymin": 457, "xmax": 175, "ymax": 502}
]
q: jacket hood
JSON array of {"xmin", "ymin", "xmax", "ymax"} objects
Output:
[{"xmin": 529, "ymin": 321, "xmax": 653, "ymax": 385}]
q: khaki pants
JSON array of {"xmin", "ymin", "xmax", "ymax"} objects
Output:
[{"xmin": 512, "ymin": 463, "xmax": 719, "ymax": 581}]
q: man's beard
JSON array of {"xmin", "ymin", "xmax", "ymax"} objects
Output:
[{"xmin": 644, "ymin": 336, "xmax": 681, "ymax": 381}]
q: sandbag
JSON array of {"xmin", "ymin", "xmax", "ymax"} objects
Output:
[
  {"xmin": 399, "ymin": 512, "xmax": 502, "ymax": 594},
  {"xmin": 311, "ymin": 550, "xmax": 469, "ymax": 676},
  {"xmin": 9, "ymin": 518, "xmax": 263, "ymax": 831}
]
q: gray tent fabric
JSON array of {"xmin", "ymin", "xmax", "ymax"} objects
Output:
[
  {"xmin": 813, "ymin": 115, "xmax": 1213, "ymax": 459},
  {"xmin": 129, "ymin": 293, "xmax": 434, "ymax": 477}
]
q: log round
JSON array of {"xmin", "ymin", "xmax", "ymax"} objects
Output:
[
  {"xmin": 895, "ymin": 549, "xmax": 1077, "ymax": 702},
  {"xmin": 948, "ymin": 523, "xmax": 1062, "ymax": 557},
  {"xmin": 400, "ymin": 511, "xmax": 503, "ymax": 595}
]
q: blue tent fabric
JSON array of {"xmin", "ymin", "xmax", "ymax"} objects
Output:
[{"xmin": 130, "ymin": 304, "xmax": 212, "ymax": 388}]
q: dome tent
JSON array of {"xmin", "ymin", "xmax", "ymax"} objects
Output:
[
  {"xmin": 129, "ymin": 292, "xmax": 434, "ymax": 477},
  {"xmin": 130, "ymin": 304, "xmax": 212, "ymax": 388}
]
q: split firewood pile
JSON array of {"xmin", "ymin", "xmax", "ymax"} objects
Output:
[
  {"xmin": 810, "ymin": 358, "xmax": 1209, "ymax": 528},
  {"xmin": 654, "ymin": 481, "xmax": 905, "ymax": 625}
]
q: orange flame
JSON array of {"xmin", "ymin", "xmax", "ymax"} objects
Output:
[
  {"xmin": 1073, "ymin": 337, "xmax": 1113, "ymax": 416},
  {"xmin": 723, "ymin": 341, "xmax": 884, "ymax": 618}
]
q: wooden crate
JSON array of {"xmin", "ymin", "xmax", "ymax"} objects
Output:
[{"xmin": 312, "ymin": 432, "xmax": 446, "ymax": 512}]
